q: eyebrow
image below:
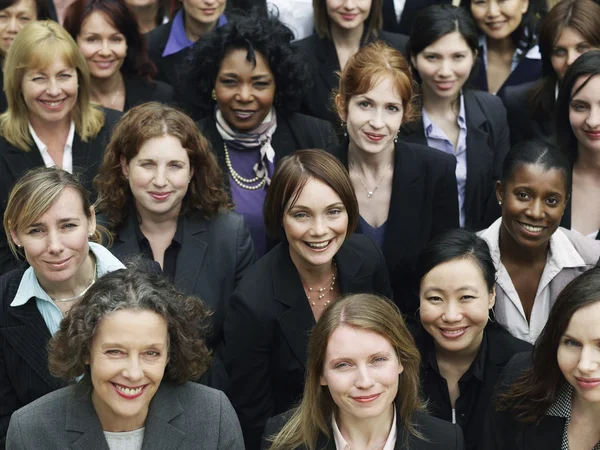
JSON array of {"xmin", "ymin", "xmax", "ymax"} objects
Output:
[
  {"xmin": 137, "ymin": 158, "xmax": 186, "ymax": 164},
  {"xmin": 101, "ymin": 342, "xmax": 167, "ymax": 348},
  {"xmin": 563, "ymin": 333, "xmax": 600, "ymax": 342},
  {"xmin": 219, "ymin": 72, "xmax": 272, "ymax": 80},
  {"xmin": 424, "ymin": 286, "xmax": 478, "ymax": 294},
  {"xmin": 289, "ymin": 202, "xmax": 345, "ymax": 211},
  {"xmin": 329, "ymin": 351, "xmax": 393, "ymax": 363},
  {"xmin": 28, "ymin": 218, "xmax": 81, "ymax": 227}
]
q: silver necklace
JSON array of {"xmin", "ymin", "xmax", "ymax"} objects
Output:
[
  {"xmin": 350, "ymin": 162, "xmax": 392, "ymax": 198},
  {"xmin": 224, "ymin": 142, "xmax": 267, "ymax": 190},
  {"xmin": 52, "ymin": 259, "xmax": 97, "ymax": 303},
  {"xmin": 305, "ymin": 262, "xmax": 337, "ymax": 307}
]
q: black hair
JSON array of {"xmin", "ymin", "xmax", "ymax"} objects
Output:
[
  {"xmin": 499, "ymin": 139, "xmax": 572, "ymax": 193},
  {"xmin": 556, "ymin": 49, "xmax": 600, "ymax": 165},
  {"xmin": 0, "ymin": 0, "xmax": 50, "ymax": 20},
  {"xmin": 407, "ymin": 4, "xmax": 479, "ymax": 84},
  {"xmin": 186, "ymin": 12, "xmax": 312, "ymax": 117}
]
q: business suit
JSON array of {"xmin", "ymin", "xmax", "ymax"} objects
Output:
[
  {"xmin": 123, "ymin": 76, "xmax": 175, "ymax": 112},
  {"xmin": 262, "ymin": 409, "xmax": 465, "ymax": 450},
  {"xmin": 483, "ymin": 351, "xmax": 566, "ymax": 450},
  {"xmin": 0, "ymin": 108, "xmax": 122, "ymax": 276},
  {"xmin": 331, "ymin": 139, "xmax": 459, "ymax": 318},
  {"xmin": 293, "ymin": 31, "xmax": 409, "ymax": 124},
  {"xmin": 402, "ymin": 90, "xmax": 510, "ymax": 231},
  {"xmin": 223, "ymin": 235, "xmax": 393, "ymax": 450},
  {"xmin": 412, "ymin": 324, "xmax": 532, "ymax": 450},
  {"xmin": 6, "ymin": 377, "xmax": 244, "ymax": 450},
  {"xmin": 382, "ymin": 0, "xmax": 452, "ymax": 35}
]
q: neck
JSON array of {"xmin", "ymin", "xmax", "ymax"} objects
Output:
[
  {"xmin": 421, "ymin": 87, "xmax": 460, "ymax": 116},
  {"xmin": 330, "ymin": 22, "xmax": 364, "ymax": 49},
  {"xmin": 574, "ymin": 146, "xmax": 600, "ymax": 172},
  {"xmin": 136, "ymin": 203, "xmax": 180, "ymax": 236},
  {"xmin": 347, "ymin": 140, "xmax": 395, "ymax": 174},
  {"xmin": 92, "ymin": 389, "xmax": 148, "ymax": 432},
  {"xmin": 435, "ymin": 330, "xmax": 483, "ymax": 370},
  {"xmin": 486, "ymin": 35, "xmax": 515, "ymax": 55},
  {"xmin": 290, "ymin": 250, "xmax": 335, "ymax": 288},
  {"xmin": 184, "ymin": 13, "xmax": 217, "ymax": 43},
  {"xmin": 38, "ymin": 251, "xmax": 95, "ymax": 300},
  {"xmin": 90, "ymin": 72, "xmax": 125, "ymax": 101},
  {"xmin": 499, "ymin": 221, "xmax": 549, "ymax": 263},
  {"xmin": 30, "ymin": 116, "xmax": 71, "ymax": 145},
  {"xmin": 337, "ymin": 405, "xmax": 394, "ymax": 449},
  {"xmin": 129, "ymin": 3, "xmax": 160, "ymax": 34},
  {"xmin": 572, "ymin": 390, "xmax": 600, "ymax": 421}
]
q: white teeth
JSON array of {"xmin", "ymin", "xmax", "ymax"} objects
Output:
[
  {"xmin": 522, "ymin": 224, "xmax": 543, "ymax": 232},
  {"xmin": 115, "ymin": 385, "xmax": 142, "ymax": 396},
  {"xmin": 306, "ymin": 240, "xmax": 330, "ymax": 249},
  {"xmin": 441, "ymin": 328, "xmax": 466, "ymax": 335},
  {"xmin": 43, "ymin": 100, "xmax": 63, "ymax": 107}
]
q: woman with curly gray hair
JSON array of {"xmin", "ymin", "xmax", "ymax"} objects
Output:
[{"xmin": 5, "ymin": 262, "xmax": 244, "ymax": 450}]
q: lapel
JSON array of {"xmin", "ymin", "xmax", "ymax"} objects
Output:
[
  {"xmin": 141, "ymin": 383, "xmax": 186, "ymax": 449},
  {"xmin": 174, "ymin": 213, "xmax": 208, "ymax": 294},
  {"xmin": 112, "ymin": 208, "xmax": 144, "ymax": 259},
  {"xmin": 71, "ymin": 132, "xmax": 90, "ymax": 179},
  {"xmin": 66, "ymin": 379, "xmax": 110, "ymax": 450},
  {"xmin": 2, "ymin": 140, "xmax": 44, "ymax": 180},
  {"xmin": 315, "ymin": 37, "xmax": 342, "ymax": 94}
]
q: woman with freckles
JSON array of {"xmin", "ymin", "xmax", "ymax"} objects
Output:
[
  {"xmin": 223, "ymin": 149, "xmax": 392, "ymax": 450},
  {"xmin": 413, "ymin": 228, "xmax": 531, "ymax": 450},
  {"xmin": 263, "ymin": 293, "xmax": 464, "ymax": 450},
  {"xmin": 484, "ymin": 266, "xmax": 600, "ymax": 450},
  {"xmin": 331, "ymin": 41, "xmax": 459, "ymax": 318},
  {"xmin": 5, "ymin": 262, "xmax": 244, "ymax": 449},
  {"xmin": 478, "ymin": 140, "xmax": 600, "ymax": 344}
]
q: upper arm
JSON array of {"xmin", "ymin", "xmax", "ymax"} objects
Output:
[
  {"xmin": 369, "ymin": 239, "xmax": 393, "ymax": 300},
  {"xmin": 0, "ymin": 329, "xmax": 19, "ymax": 443},
  {"xmin": 5, "ymin": 410, "xmax": 25, "ymax": 450},
  {"xmin": 486, "ymin": 95, "xmax": 511, "ymax": 180},
  {"xmin": 217, "ymin": 391, "xmax": 244, "ymax": 450},
  {"xmin": 234, "ymin": 216, "xmax": 256, "ymax": 285},
  {"xmin": 432, "ymin": 153, "xmax": 460, "ymax": 235}
]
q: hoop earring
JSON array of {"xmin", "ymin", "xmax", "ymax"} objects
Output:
[
  {"xmin": 413, "ymin": 307, "xmax": 421, "ymax": 322},
  {"xmin": 488, "ymin": 307, "xmax": 496, "ymax": 323}
]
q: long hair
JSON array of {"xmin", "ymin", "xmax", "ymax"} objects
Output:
[
  {"xmin": 312, "ymin": 0, "xmax": 383, "ymax": 42},
  {"xmin": 268, "ymin": 294, "xmax": 426, "ymax": 450}
]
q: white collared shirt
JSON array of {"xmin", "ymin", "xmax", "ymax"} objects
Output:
[
  {"xmin": 478, "ymin": 218, "xmax": 587, "ymax": 343},
  {"xmin": 28, "ymin": 121, "xmax": 75, "ymax": 173},
  {"xmin": 393, "ymin": 0, "xmax": 407, "ymax": 23},
  {"xmin": 332, "ymin": 408, "xmax": 397, "ymax": 450}
]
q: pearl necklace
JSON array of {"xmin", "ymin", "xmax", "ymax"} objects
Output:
[
  {"xmin": 305, "ymin": 262, "xmax": 337, "ymax": 307},
  {"xmin": 224, "ymin": 142, "xmax": 267, "ymax": 190},
  {"xmin": 51, "ymin": 259, "xmax": 97, "ymax": 303}
]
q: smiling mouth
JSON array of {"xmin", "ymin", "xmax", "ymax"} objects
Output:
[
  {"xmin": 439, "ymin": 327, "xmax": 468, "ymax": 338},
  {"xmin": 39, "ymin": 99, "xmax": 66, "ymax": 109},
  {"xmin": 486, "ymin": 21, "xmax": 507, "ymax": 29},
  {"xmin": 519, "ymin": 222, "xmax": 545, "ymax": 233},
  {"xmin": 364, "ymin": 132, "xmax": 385, "ymax": 141},
  {"xmin": 149, "ymin": 191, "xmax": 171, "ymax": 200},
  {"xmin": 352, "ymin": 393, "xmax": 381, "ymax": 403},
  {"xmin": 45, "ymin": 257, "xmax": 71, "ymax": 267},
  {"xmin": 233, "ymin": 110, "xmax": 255, "ymax": 119},
  {"xmin": 113, "ymin": 383, "xmax": 146, "ymax": 399},
  {"xmin": 304, "ymin": 240, "xmax": 332, "ymax": 250}
]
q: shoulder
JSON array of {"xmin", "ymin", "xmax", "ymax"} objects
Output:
[
  {"xmin": 292, "ymin": 34, "xmax": 321, "ymax": 54},
  {"xmin": 236, "ymin": 244, "xmax": 284, "ymax": 290},
  {"xmin": 500, "ymin": 81, "xmax": 535, "ymax": 106},
  {"xmin": 378, "ymin": 31, "xmax": 408, "ymax": 52},
  {"xmin": 284, "ymin": 112, "xmax": 333, "ymax": 131},
  {"xmin": 466, "ymin": 89, "xmax": 505, "ymax": 111},
  {"xmin": 341, "ymin": 234, "xmax": 381, "ymax": 258},
  {"xmin": 171, "ymin": 381, "xmax": 230, "ymax": 410},
  {"xmin": 10, "ymin": 384, "xmax": 73, "ymax": 424},
  {"xmin": 486, "ymin": 326, "xmax": 533, "ymax": 362},
  {"xmin": 410, "ymin": 412, "xmax": 464, "ymax": 449},
  {"xmin": 188, "ymin": 209, "xmax": 245, "ymax": 234},
  {"xmin": 100, "ymin": 107, "xmax": 123, "ymax": 132},
  {"xmin": 499, "ymin": 351, "xmax": 533, "ymax": 386},
  {"xmin": 0, "ymin": 265, "xmax": 27, "ymax": 312},
  {"xmin": 558, "ymin": 227, "xmax": 600, "ymax": 265},
  {"xmin": 146, "ymin": 22, "xmax": 172, "ymax": 52}
]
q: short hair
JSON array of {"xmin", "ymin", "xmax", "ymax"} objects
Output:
[
  {"xmin": 407, "ymin": 5, "xmax": 479, "ymax": 84},
  {"xmin": 48, "ymin": 260, "xmax": 212, "ymax": 383},
  {"xmin": 498, "ymin": 266, "xmax": 600, "ymax": 422},
  {"xmin": 268, "ymin": 294, "xmax": 426, "ymax": 450},
  {"xmin": 63, "ymin": 0, "xmax": 157, "ymax": 80},
  {"xmin": 555, "ymin": 49, "xmax": 600, "ymax": 164},
  {"xmin": 3, "ymin": 167, "xmax": 99, "ymax": 259},
  {"xmin": 335, "ymin": 41, "xmax": 418, "ymax": 126},
  {"xmin": 187, "ymin": 13, "xmax": 311, "ymax": 117},
  {"xmin": 94, "ymin": 102, "xmax": 232, "ymax": 233},
  {"xmin": 312, "ymin": 0, "xmax": 383, "ymax": 41},
  {"xmin": 499, "ymin": 139, "xmax": 572, "ymax": 195},
  {"xmin": 0, "ymin": 20, "xmax": 105, "ymax": 151},
  {"xmin": 263, "ymin": 149, "xmax": 358, "ymax": 240},
  {"xmin": 0, "ymin": 0, "xmax": 51, "ymax": 20}
]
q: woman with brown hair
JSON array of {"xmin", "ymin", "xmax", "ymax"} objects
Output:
[
  {"xmin": 263, "ymin": 293, "xmax": 464, "ymax": 450},
  {"xmin": 94, "ymin": 102, "xmax": 255, "ymax": 389}
]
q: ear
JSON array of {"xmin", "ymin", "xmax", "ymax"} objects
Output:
[
  {"xmin": 521, "ymin": 0, "xmax": 529, "ymax": 14},
  {"xmin": 10, "ymin": 229, "xmax": 22, "ymax": 248},
  {"xmin": 410, "ymin": 55, "xmax": 417, "ymax": 68},
  {"xmin": 335, "ymin": 94, "xmax": 347, "ymax": 123},
  {"xmin": 320, "ymin": 374, "xmax": 327, "ymax": 386},
  {"xmin": 495, "ymin": 180, "xmax": 503, "ymax": 204},
  {"xmin": 120, "ymin": 155, "xmax": 129, "ymax": 179},
  {"xmin": 87, "ymin": 207, "xmax": 97, "ymax": 238},
  {"xmin": 488, "ymin": 284, "xmax": 496, "ymax": 309},
  {"xmin": 398, "ymin": 361, "xmax": 404, "ymax": 376}
]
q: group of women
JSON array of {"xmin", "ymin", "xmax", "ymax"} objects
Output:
[{"xmin": 0, "ymin": 0, "xmax": 599, "ymax": 449}]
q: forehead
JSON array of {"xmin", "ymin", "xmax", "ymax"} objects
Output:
[
  {"xmin": 94, "ymin": 309, "xmax": 169, "ymax": 345},
  {"xmin": 555, "ymin": 26, "xmax": 587, "ymax": 46},
  {"xmin": 134, "ymin": 135, "xmax": 189, "ymax": 161},
  {"xmin": 32, "ymin": 187, "xmax": 86, "ymax": 222},
  {"xmin": 325, "ymin": 325, "xmax": 395, "ymax": 359},
  {"xmin": 422, "ymin": 31, "xmax": 473, "ymax": 53},
  {"xmin": 287, "ymin": 177, "xmax": 343, "ymax": 209},
  {"xmin": 421, "ymin": 258, "xmax": 486, "ymax": 289},
  {"xmin": 219, "ymin": 48, "xmax": 273, "ymax": 75},
  {"xmin": 81, "ymin": 11, "xmax": 119, "ymax": 33},
  {"xmin": 506, "ymin": 163, "xmax": 567, "ymax": 193},
  {"xmin": 354, "ymin": 75, "xmax": 402, "ymax": 103},
  {"xmin": 2, "ymin": 0, "xmax": 37, "ymax": 13},
  {"xmin": 571, "ymin": 74, "xmax": 600, "ymax": 100},
  {"xmin": 563, "ymin": 301, "xmax": 600, "ymax": 339}
]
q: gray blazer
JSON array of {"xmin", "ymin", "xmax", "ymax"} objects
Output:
[{"xmin": 6, "ymin": 378, "xmax": 243, "ymax": 450}]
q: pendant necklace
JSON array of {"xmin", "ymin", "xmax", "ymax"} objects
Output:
[{"xmin": 350, "ymin": 162, "xmax": 392, "ymax": 198}]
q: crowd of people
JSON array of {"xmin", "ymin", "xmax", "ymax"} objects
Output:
[{"xmin": 0, "ymin": 0, "xmax": 599, "ymax": 449}]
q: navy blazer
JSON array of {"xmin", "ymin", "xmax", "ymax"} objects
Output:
[
  {"xmin": 332, "ymin": 139, "xmax": 459, "ymax": 318},
  {"xmin": 382, "ymin": 0, "xmax": 452, "ymax": 35},
  {"xmin": 223, "ymin": 235, "xmax": 393, "ymax": 450},
  {"xmin": 293, "ymin": 31, "xmax": 408, "ymax": 124},
  {"xmin": 123, "ymin": 76, "xmax": 175, "ymax": 112},
  {"xmin": 402, "ymin": 89, "xmax": 510, "ymax": 231},
  {"xmin": 0, "ymin": 109, "xmax": 122, "ymax": 276}
]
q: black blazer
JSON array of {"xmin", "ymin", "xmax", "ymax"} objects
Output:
[
  {"xmin": 382, "ymin": 0, "xmax": 452, "ymax": 35},
  {"xmin": 332, "ymin": 140, "xmax": 459, "ymax": 317},
  {"xmin": 262, "ymin": 409, "xmax": 465, "ymax": 450},
  {"xmin": 482, "ymin": 351, "xmax": 565, "ymax": 450},
  {"xmin": 293, "ymin": 31, "xmax": 409, "ymax": 124},
  {"xmin": 412, "ymin": 325, "xmax": 532, "ymax": 450},
  {"xmin": 223, "ymin": 235, "xmax": 393, "ymax": 450},
  {"xmin": 499, "ymin": 81, "xmax": 554, "ymax": 146},
  {"xmin": 402, "ymin": 89, "xmax": 510, "ymax": 231},
  {"xmin": 123, "ymin": 76, "xmax": 175, "ymax": 112},
  {"xmin": 0, "ymin": 109, "xmax": 122, "ymax": 276},
  {"xmin": 0, "ymin": 266, "xmax": 66, "ymax": 447}
]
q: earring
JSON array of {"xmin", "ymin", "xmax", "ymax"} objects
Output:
[
  {"xmin": 341, "ymin": 121, "xmax": 347, "ymax": 137},
  {"xmin": 394, "ymin": 132, "xmax": 399, "ymax": 144},
  {"xmin": 498, "ymin": 200, "xmax": 502, "ymax": 206},
  {"xmin": 488, "ymin": 307, "xmax": 496, "ymax": 323},
  {"xmin": 88, "ymin": 233, "xmax": 94, "ymax": 239},
  {"xmin": 413, "ymin": 307, "xmax": 421, "ymax": 321},
  {"xmin": 211, "ymin": 89, "xmax": 217, "ymax": 101}
]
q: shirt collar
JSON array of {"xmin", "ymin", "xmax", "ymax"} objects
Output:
[
  {"xmin": 422, "ymin": 93, "xmax": 467, "ymax": 139},
  {"xmin": 546, "ymin": 383, "xmax": 573, "ymax": 418},
  {"xmin": 11, "ymin": 242, "xmax": 125, "ymax": 307},
  {"xmin": 332, "ymin": 407, "xmax": 397, "ymax": 450},
  {"xmin": 28, "ymin": 121, "xmax": 75, "ymax": 153},
  {"xmin": 478, "ymin": 35, "xmax": 541, "ymax": 73},
  {"xmin": 134, "ymin": 215, "xmax": 184, "ymax": 247},
  {"xmin": 162, "ymin": 9, "xmax": 227, "ymax": 57}
]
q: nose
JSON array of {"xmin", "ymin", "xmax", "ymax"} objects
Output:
[
  {"xmin": 123, "ymin": 356, "xmax": 144, "ymax": 381},
  {"xmin": 354, "ymin": 365, "xmax": 375, "ymax": 389},
  {"xmin": 342, "ymin": 0, "xmax": 356, "ymax": 9},
  {"xmin": 442, "ymin": 300, "xmax": 463, "ymax": 323},
  {"xmin": 153, "ymin": 166, "xmax": 168, "ymax": 187},
  {"xmin": 438, "ymin": 58, "xmax": 452, "ymax": 77},
  {"xmin": 309, "ymin": 215, "xmax": 327, "ymax": 236},
  {"xmin": 46, "ymin": 78, "xmax": 61, "ymax": 96},
  {"xmin": 236, "ymin": 84, "xmax": 252, "ymax": 103},
  {"xmin": 486, "ymin": 1, "xmax": 500, "ymax": 16},
  {"xmin": 566, "ymin": 50, "xmax": 580, "ymax": 69},
  {"xmin": 585, "ymin": 106, "xmax": 600, "ymax": 129},
  {"xmin": 46, "ymin": 229, "xmax": 64, "ymax": 255},
  {"xmin": 7, "ymin": 17, "xmax": 18, "ymax": 33},
  {"xmin": 526, "ymin": 198, "xmax": 544, "ymax": 220},
  {"xmin": 368, "ymin": 108, "xmax": 385, "ymax": 129},
  {"xmin": 99, "ymin": 39, "xmax": 111, "ymax": 55},
  {"xmin": 577, "ymin": 346, "xmax": 600, "ymax": 374}
]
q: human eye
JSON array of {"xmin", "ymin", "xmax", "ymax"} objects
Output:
[
  {"xmin": 220, "ymin": 78, "xmax": 236, "ymax": 86},
  {"xmin": 546, "ymin": 197, "xmax": 559, "ymax": 206},
  {"xmin": 563, "ymin": 338, "xmax": 581, "ymax": 348},
  {"xmin": 372, "ymin": 356, "xmax": 388, "ymax": 364},
  {"xmin": 427, "ymin": 296, "xmax": 442, "ymax": 303},
  {"xmin": 59, "ymin": 73, "xmax": 72, "ymax": 79},
  {"xmin": 552, "ymin": 47, "xmax": 566, "ymax": 57},
  {"xmin": 86, "ymin": 36, "xmax": 98, "ymax": 43},
  {"xmin": 145, "ymin": 350, "xmax": 161, "ymax": 357},
  {"xmin": 19, "ymin": 15, "xmax": 31, "ymax": 22},
  {"xmin": 576, "ymin": 43, "xmax": 591, "ymax": 53},
  {"xmin": 169, "ymin": 162, "xmax": 183, "ymax": 169},
  {"xmin": 106, "ymin": 349, "xmax": 124, "ymax": 355},
  {"xmin": 111, "ymin": 35, "xmax": 124, "ymax": 42},
  {"xmin": 0, "ymin": 13, "xmax": 8, "ymax": 21},
  {"xmin": 254, "ymin": 80, "xmax": 271, "ymax": 88},
  {"xmin": 334, "ymin": 361, "xmax": 351, "ymax": 369},
  {"xmin": 27, "ymin": 227, "xmax": 43, "ymax": 235},
  {"xmin": 32, "ymin": 76, "xmax": 46, "ymax": 82},
  {"xmin": 387, "ymin": 104, "xmax": 400, "ymax": 112},
  {"xmin": 454, "ymin": 53, "xmax": 466, "ymax": 61},
  {"xmin": 460, "ymin": 295, "xmax": 476, "ymax": 301},
  {"xmin": 62, "ymin": 222, "xmax": 78, "ymax": 230},
  {"xmin": 293, "ymin": 211, "xmax": 308, "ymax": 219},
  {"xmin": 358, "ymin": 100, "xmax": 371, "ymax": 108},
  {"xmin": 570, "ymin": 101, "xmax": 588, "ymax": 112},
  {"xmin": 516, "ymin": 191, "xmax": 530, "ymax": 200},
  {"xmin": 328, "ymin": 208, "xmax": 342, "ymax": 216},
  {"xmin": 425, "ymin": 54, "xmax": 438, "ymax": 61}
]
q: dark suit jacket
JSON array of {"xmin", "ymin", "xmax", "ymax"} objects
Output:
[
  {"xmin": 123, "ymin": 76, "xmax": 175, "ymax": 112},
  {"xmin": 382, "ymin": 0, "xmax": 452, "ymax": 35},
  {"xmin": 6, "ymin": 377, "xmax": 244, "ymax": 450},
  {"xmin": 0, "ymin": 109, "xmax": 122, "ymax": 276},
  {"xmin": 483, "ymin": 351, "xmax": 565, "ymax": 450},
  {"xmin": 331, "ymin": 140, "xmax": 459, "ymax": 318},
  {"xmin": 293, "ymin": 31, "xmax": 409, "ymax": 124},
  {"xmin": 402, "ymin": 89, "xmax": 510, "ymax": 231},
  {"xmin": 0, "ymin": 266, "xmax": 66, "ymax": 448},
  {"xmin": 223, "ymin": 235, "xmax": 393, "ymax": 450},
  {"xmin": 412, "ymin": 325, "xmax": 532, "ymax": 450},
  {"xmin": 499, "ymin": 81, "xmax": 554, "ymax": 146},
  {"xmin": 262, "ymin": 409, "xmax": 465, "ymax": 450},
  {"xmin": 0, "ymin": 69, "xmax": 6, "ymax": 114}
]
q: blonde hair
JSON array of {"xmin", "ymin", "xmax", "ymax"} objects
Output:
[
  {"xmin": 269, "ymin": 294, "xmax": 426, "ymax": 450},
  {"xmin": 0, "ymin": 20, "xmax": 104, "ymax": 151}
]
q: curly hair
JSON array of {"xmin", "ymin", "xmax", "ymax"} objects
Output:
[
  {"xmin": 94, "ymin": 102, "xmax": 232, "ymax": 232},
  {"xmin": 186, "ymin": 13, "xmax": 312, "ymax": 117},
  {"xmin": 48, "ymin": 259, "xmax": 212, "ymax": 384},
  {"xmin": 63, "ymin": 0, "xmax": 157, "ymax": 80}
]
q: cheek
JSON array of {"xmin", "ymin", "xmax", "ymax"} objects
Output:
[
  {"xmin": 557, "ymin": 347, "xmax": 576, "ymax": 376},
  {"xmin": 418, "ymin": 303, "xmax": 440, "ymax": 327}
]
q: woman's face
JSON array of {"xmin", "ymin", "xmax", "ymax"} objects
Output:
[
  {"xmin": 326, "ymin": 0, "xmax": 372, "ymax": 33},
  {"xmin": 419, "ymin": 258, "xmax": 495, "ymax": 355},
  {"xmin": 10, "ymin": 187, "xmax": 95, "ymax": 288},
  {"xmin": 121, "ymin": 135, "xmax": 193, "ymax": 220},
  {"xmin": 412, "ymin": 31, "xmax": 476, "ymax": 101},
  {"xmin": 569, "ymin": 74, "xmax": 600, "ymax": 155},
  {"xmin": 557, "ymin": 301, "xmax": 600, "ymax": 404},
  {"xmin": 283, "ymin": 177, "xmax": 348, "ymax": 272},
  {"xmin": 338, "ymin": 75, "xmax": 404, "ymax": 157},
  {"xmin": 182, "ymin": 0, "xmax": 226, "ymax": 28},
  {"xmin": 88, "ymin": 309, "xmax": 169, "ymax": 432},
  {"xmin": 77, "ymin": 11, "xmax": 127, "ymax": 81},
  {"xmin": 496, "ymin": 163, "xmax": 568, "ymax": 251},
  {"xmin": 551, "ymin": 27, "xmax": 597, "ymax": 81},
  {"xmin": 214, "ymin": 48, "xmax": 276, "ymax": 132},
  {"xmin": 21, "ymin": 58, "xmax": 78, "ymax": 128},
  {"xmin": 321, "ymin": 325, "xmax": 403, "ymax": 423},
  {"xmin": 0, "ymin": 0, "xmax": 37, "ymax": 56},
  {"xmin": 470, "ymin": 0, "xmax": 529, "ymax": 42}
]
